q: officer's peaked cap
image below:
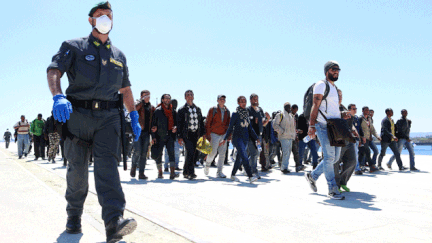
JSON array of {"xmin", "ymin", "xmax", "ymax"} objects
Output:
[{"xmin": 89, "ymin": 1, "xmax": 112, "ymax": 17}]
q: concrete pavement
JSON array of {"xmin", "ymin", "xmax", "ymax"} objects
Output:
[{"xmin": 1, "ymin": 141, "xmax": 431, "ymax": 243}]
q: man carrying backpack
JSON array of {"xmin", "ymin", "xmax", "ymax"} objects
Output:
[
  {"xmin": 304, "ymin": 61, "xmax": 350, "ymax": 200},
  {"xmin": 203, "ymin": 95, "xmax": 231, "ymax": 178}
]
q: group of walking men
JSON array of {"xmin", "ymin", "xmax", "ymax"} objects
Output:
[{"xmin": 2, "ymin": 2, "xmax": 418, "ymax": 242}]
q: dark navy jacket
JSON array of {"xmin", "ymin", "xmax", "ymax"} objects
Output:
[
  {"xmin": 396, "ymin": 117, "xmax": 411, "ymax": 140},
  {"xmin": 381, "ymin": 117, "xmax": 395, "ymax": 143},
  {"xmin": 224, "ymin": 112, "xmax": 258, "ymax": 145}
]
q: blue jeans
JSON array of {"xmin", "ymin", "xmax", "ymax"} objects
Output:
[
  {"xmin": 17, "ymin": 134, "xmax": 30, "ymax": 157},
  {"xmin": 232, "ymin": 138, "xmax": 253, "ymax": 177},
  {"xmin": 369, "ymin": 140, "xmax": 379, "ymax": 164},
  {"xmin": 280, "ymin": 139, "xmax": 293, "ymax": 170},
  {"xmin": 354, "ymin": 141, "xmax": 361, "ymax": 172},
  {"xmin": 378, "ymin": 141, "xmax": 403, "ymax": 168},
  {"xmin": 311, "ymin": 123, "xmax": 341, "ymax": 191},
  {"xmin": 388, "ymin": 139, "xmax": 415, "ymax": 169},
  {"xmin": 248, "ymin": 139, "xmax": 259, "ymax": 174},
  {"xmin": 165, "ymin": 138, "xmax": 180, "ymax": 169},
  {"xmin": 299, "ymin": 139, "xmax": 318, "ymax": 167},
  {"xmin": 132, "ymin": 132, "xmax": 150, "ymax": 173}
]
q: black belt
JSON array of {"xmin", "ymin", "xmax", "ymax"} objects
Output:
[{"xmin": 68, "ymin": 97, "xmax": 119, "ymax": 110}]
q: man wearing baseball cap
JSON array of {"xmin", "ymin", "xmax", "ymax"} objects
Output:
[
  {"xmin": 305, "ymin": 61, "xmax": 349, "ymax": 200},
  {"xmin": 203, "ymin": 95, "xmax": 231, "ymax": 178}
]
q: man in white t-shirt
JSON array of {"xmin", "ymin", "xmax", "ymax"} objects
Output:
[{"xmin": 304, "ymin": 60, "xmax": 351, "ymax": 200}]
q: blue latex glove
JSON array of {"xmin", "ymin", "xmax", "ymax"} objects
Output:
[
  {"xmin": 129, "ymin": 110, "xmax": 141, "ymax": 141},
  {"xmin": 53, "ymin": 94, "xmax": 73, "ymax": 123}
]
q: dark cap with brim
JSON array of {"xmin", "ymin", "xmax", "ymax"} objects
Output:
[
  {"xmin": 324, "ymin": 60, "xmax": 339, "ymax": 74},
  {"xmin": 89, "ymin": 1, "xmax": 112, "ymax": 17},
  {"xmin": 250, "ymin": 93, "xmax": 258, "ymax": 99}
]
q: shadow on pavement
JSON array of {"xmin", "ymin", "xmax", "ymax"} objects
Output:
[
  {"xmin": 319, "ymin": 191, "xmax": 381, "ymax": 211},
  {"xmin": 56, "ymin": 231, "xmax": 83, "ymax": 243}
]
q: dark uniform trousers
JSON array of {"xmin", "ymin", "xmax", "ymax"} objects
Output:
[
  {"xmin": 183, "ymin": 131, "xmax": 199, "ymax": 176},
  {"xmin": 334, "ymin": 142, "xmax": 356, "ymax": 187},
  {"xmin": 65, "ymin": 107, "xmax": 125, "ymax": 225}
]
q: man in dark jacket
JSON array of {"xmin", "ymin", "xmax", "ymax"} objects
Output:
[
  {"xmin": 177, "ymin": 90, "xmax": 205, "ymax": 180},
  {"xmin": 130, "ymin": 90, "xmax": 155, "ymax": 179},
  {"xmin": 377, "ymin": 108, "xmax": 406, "ymax": 170},
  {"xmin": 151, "ymin": 94, "xmax": 179, "ymax": 179},
  {"xmin": 387, "ymin": 109, "xmax": 417, "ymax": 171},
  {"xmin": 247, "ymin": 94, "xmax": 270, "ymax": 178},
  {"xmin": 3, "ymin": 129, "xmax": 12, "ymax": 148}
]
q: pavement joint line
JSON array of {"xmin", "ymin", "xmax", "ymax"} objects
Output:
[
  {"xmin": 27, "ymin": 155, "xmax": 208, "ymax": 243},
  {"xmin": 0, "ymin": 149, "xmax": 106, "ymax": 236}
]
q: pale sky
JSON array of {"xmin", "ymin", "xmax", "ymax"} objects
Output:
[{"xmin": 1, "ymin": 0, "xmax": 431, "ymax": 133}]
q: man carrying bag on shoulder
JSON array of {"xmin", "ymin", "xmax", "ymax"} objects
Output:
[{"xmin": 304, "ymin": 61, "xmax": 352, "ymax": 200}]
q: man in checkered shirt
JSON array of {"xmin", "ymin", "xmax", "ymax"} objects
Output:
[{"xmin": 177, "ymin": 90, "xmax": 205, "ymax": 180}]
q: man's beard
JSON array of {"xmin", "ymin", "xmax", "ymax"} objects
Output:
[{"xmin": 328, "ymin": 74, "xmax": 338, "ymax": 82}]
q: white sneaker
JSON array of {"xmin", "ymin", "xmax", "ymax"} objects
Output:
[
  {"xmin": 230, "ymin": 175, "xmax": 239, "ymax": 182},
  {"xmin": 248, "ymin": 176, "xmax": 258, "ymax": 183},
  {"xmin": 217, "ymin": 172, "xmax": 226, "ymax": 178},
  {"xmin": 204, "ymin": 165, "xmax": 209, "ymax": 176}
]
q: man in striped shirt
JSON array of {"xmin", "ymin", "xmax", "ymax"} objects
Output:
[{"xmin": 13, "ymin": 115, "xmax": 30, "ymax": 159}]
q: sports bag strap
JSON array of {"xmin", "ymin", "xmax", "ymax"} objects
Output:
[{"xmin": 318, "ymin": 110, "xmax": 328, "ymax": 121}]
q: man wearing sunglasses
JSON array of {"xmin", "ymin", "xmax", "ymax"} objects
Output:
[{"xmin": 305, "ymin": 61, "xmax": 350, "ymax": 200}]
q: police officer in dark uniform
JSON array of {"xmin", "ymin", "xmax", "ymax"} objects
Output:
[{"xmin": 46, "ymin": 2, "xmax": 141, "ymax": 243}]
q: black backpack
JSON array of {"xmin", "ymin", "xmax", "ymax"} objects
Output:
[{"xmin": 303, "ymin": 80, "xmax": 332, "ymax": 122}]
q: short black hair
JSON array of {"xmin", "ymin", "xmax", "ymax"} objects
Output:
[
  {"xmin": 184, "ymin": 90, "xmax": 193, "ymax": 97},
  {"xmin": 89, "ymin": 1, "xmax": 112, "ymax": 17},
  {"xmin": 362, "ymin": 106, "xmax": 369, "ymax": 111},
  {"xmin": 237, "ymin": 96, "xmax": 246, "ymax": 103},
  {"xmin": 292, "ymin": 104, "xmax": 298, "ymax": 109},
  {"xmin": 401, "ymin": 109, "xmax": 407, "ymax": 114},
  {"xmin": 161, "ymin": 94, "xmax": 171, "ymax": 100},
  {"xmin": 348, "ymin": 104, "xmax": 356, "ymax": 110},
  {"xmin": 370, "ymin": 109, "xmax": 374, "ymax": 112},
  {"xmin": 250, "ymin": 93, "xmax": 258, "ymax": 100},
  {"xmin": 141, "ymin": 90, "xmax": 150, "ymax": 96},
  {"xmin": 385, "ymin": 108, "xmax": 393, "ymax": 114}
]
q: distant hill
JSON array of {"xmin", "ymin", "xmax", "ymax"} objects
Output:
[{"xmin": 410, "ymin": 132, "xmax": 432, "ymax": 138}]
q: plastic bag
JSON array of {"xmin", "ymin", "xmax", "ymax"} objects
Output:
[{"xmin": 196, "ymin": 137, "xmax": 212, "ymax": 154}]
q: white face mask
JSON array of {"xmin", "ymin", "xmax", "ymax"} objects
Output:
[{"xmin": 93, "ymin": 15, "xmax": 112, "ymax": 34}]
